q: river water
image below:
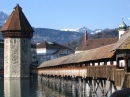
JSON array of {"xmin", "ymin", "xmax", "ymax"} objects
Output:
[{"xmin": 0, "ymin": 78, "xmax": 111, "ymax": 97}]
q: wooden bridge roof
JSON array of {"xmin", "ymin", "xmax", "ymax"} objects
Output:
[
  {"xmin": 77, "ymin": 44, "xmax": 115, "ymax": 63},
  {"xmin": 38, "ymin": 44, "xmax": 115, "ymax": 68}
]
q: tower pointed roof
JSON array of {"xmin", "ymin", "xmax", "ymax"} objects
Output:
[
  {"xmin": 1, "ymin": 4, "xmax": 34, "ymax": 32},
  {"xmin": 119, "ymin": 18, "xmax": 127, "ymax": 30}
]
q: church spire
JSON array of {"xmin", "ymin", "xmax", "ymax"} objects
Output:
[
  {"xmin": 119, "ymin": 17, "xmax": 127, "ymax": 30},
  {"xmin": 118, "ymin": 18, "xmax": 127, "ymax": 39}
]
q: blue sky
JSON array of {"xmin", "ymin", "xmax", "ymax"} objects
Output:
[{"xmin": 0, "ymin": 0, "xmax": 130, "ymax": 30}]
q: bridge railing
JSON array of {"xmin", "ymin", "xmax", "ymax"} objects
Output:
[
  {"xmin": 38, "ymin": 65, "xmax": 117, "ymax": 80},
  {"xmin": 114, "ymin": 69, "xmax": 125, "ymax": 86},
  {"xmin": 87, "ymin": 65, "xmax": 116, "ymax": 80}
]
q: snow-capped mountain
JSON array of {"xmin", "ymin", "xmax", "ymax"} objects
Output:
[
  {"xmin": 60, "ymin": 27, "xmax": 103, "ymax": 35},
  {"xmin": 60, "ymin": 28, "xmax": 78, "ymax": 32},
  {"xmin": 90, "ymin": 29, "xmax": 102, "ymax": 34},
  {"xmin": 0, "ymin": 11, "xmax": 8, "ymax": 26},
  {"xmin": 60, "ymin": 26, "xmax": 92, "ymax": 33},
  {"xmin": 76, "ymin": 26, "xmax": 92, "ymax": 33}
]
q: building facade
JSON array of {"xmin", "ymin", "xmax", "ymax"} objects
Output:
[
  {"xmin": 31, "ymin": 44, "xmax": 38, "ymax": 64},
  {"xmin": 36, "ymin": 41, "xmax": 74, "ymax": 65}
]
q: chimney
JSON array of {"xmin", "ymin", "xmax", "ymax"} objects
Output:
[{"xmin": 84, "ymin": 31, "xmax": 88, "ymax": 41}]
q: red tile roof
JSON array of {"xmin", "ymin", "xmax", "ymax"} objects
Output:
[
  {"xmin": 1, "ymin": 4, "xmax": 34, "ymax": 32},
  {"xmin": 76, "ymin": 38, "xmax": 118, "ymax": 51},
  {"xmin": 36, "ymin": 41, "xmax": 71, "ymax": 50}
]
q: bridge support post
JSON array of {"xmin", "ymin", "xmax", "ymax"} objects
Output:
[
  {"xmin": 77, "ymin": 79, "xmax": 82, "ymax": 97},
  {"xmin": 106, "ymin": 80, "xmax": 113, "ymax": 95},
  {"xmin": 71, "ymin": 77, "xmax": 76, "ymax": 90},
  {"xmin": 72, "ymin": 85, "xmax": 76, "ymax": 97},
  {"xmin": 88, "ymin": 79, "xmax": 93, "ymax": 93},
  {"xmin": 93, "ymin": 78, "xmax": 97, "ymax": 95},
  {"xmin": 78, "ymin": 77, "xmax": 82, "ymax": 87},
  {"xmin": 82, "ymin": 78, "xmax": 86, "ymax": 93},
  {"xmin": 102, "ymin": 79, "xmax": 107, "ymax": 96},
  {"xmin": 52, "ymin": 76, "xmax": 55, "ymax": 90},
  {"xmin": 60, "ymin": 77, "xmax": 64, "ymax": 93},
  {"xmin": 60, "ymin": 77, "xmax": 64, "ymax": 85},
  {"xmin": 55, "ymin": 76, "xmax": 60, "ymax": 92}
]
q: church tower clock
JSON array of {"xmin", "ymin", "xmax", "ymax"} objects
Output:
[{"xmin": 1, "ymin": 4, "xmax": 34, "ymax": 77}]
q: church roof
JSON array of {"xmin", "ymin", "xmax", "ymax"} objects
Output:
[
  {"xmin": 76, "ymin": 38, "xmax": 118, "ymax": 51},
  {"xmin": 119, "ymin": 21, "xmax": 127, "ymax": 30},
  {"xmin": 1, "ymin": 4, "xmax": 34, "ymax": 32}
]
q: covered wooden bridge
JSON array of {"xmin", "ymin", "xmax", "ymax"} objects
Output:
[{"xmin": 38, "ymin": 30, "xmax": 130, "ymax": 94}]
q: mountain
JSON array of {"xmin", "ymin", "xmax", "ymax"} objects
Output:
[
  {"xmin": 0, "ymin": 25, "xmax": 83, "ymax": 44},
  {"xmin": 0, "ymin": 11, "xmax": 118, "ymax": 46},
  {"xmin": 60, "ymin": 27, "xmax": 109, "ymax": 35},
  {"xmin": 89, "ymin": 28, "xmax": 118, "ymax": 39},
  {"xmin": 76, "ymin": 26, "xmax": 92, "ymax": 33},
  {"xmin": 60, "ymin": 26, "xmax": 92, "ymax": 33},
  {"xmin": 90, "ymin": 29, "xmax": 102, "ymax": 34},
  {"xmin": 0, "ymin": 11, "xmax": 84, "ymax": 44},
  {"xmin": 32, "ymin": 28, "xmax": 83, "ymax": 44},
  {"xmin": 0, "ymin": 11, "xmax": 8, "ymax": 26}
]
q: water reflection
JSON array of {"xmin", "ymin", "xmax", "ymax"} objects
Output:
[
  {"xmin": 0, "ymin": 77, "xmax": 112, "ymax": 97},
  {"xmin": 38, "ymin": 77, "xmax": 97, "ymax": 97},
  {"xmin": 4, "ymin": 78, "xmax": 29, "ymax": 97}
]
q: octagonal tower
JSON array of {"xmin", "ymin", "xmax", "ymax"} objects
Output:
[{"xmin": 1, "ymin": 4, "xmax": 34, "ymax": 77}]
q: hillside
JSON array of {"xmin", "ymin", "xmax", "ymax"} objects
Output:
[
  {"xmin": 0, "ymin": 26, "xmax": 119, "ymax": 48},
  {"xmin": 66, "ymin": 28, "xmax": 119, "ymax": 49},
  {"xmin": 0, "ymin": 11, "xmax": 119, "ymax": 46},
  {"xmin": 89, "ymin": 28, "xmax": 118, "ymax": 39},
  {"xmin": 32, "ymin": 28, "xmax": 83, "ymax": 44},
  {"xmin": 0, "ymin": 26, "xmax": 84, "ymax": 44}
]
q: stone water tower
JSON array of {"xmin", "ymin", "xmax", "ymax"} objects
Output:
[{"xmin": 1, "ymin": 4, "xmax": 34, "ymax": 77}]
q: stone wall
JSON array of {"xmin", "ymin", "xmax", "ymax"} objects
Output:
[
  {"xmin": 4, "ymin": 38, "xmax": 31, "ymax": 77},
  {"xmin": 4, "ymin": 38, "xmax": 11, "ymax": 77},
  {"xmin": 20, "ymin": 38, "xmax": 31, "ymax": 77}
]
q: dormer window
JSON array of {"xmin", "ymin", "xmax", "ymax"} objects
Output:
[
  {"xmin": 120, "ymin": 34, "xmax": 122, "ymax": 37},
  {"xmin": 101, "ymin": 43, "xmax": 104, "ymax": 46}
]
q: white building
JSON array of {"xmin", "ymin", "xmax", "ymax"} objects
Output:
[
  {"xmin": 31, "ymin": 44, "xmax": 38, "ymax": 64},
  {"xmin": 36, "ymin": 41, "xmax": 74, "ymax": 65}
]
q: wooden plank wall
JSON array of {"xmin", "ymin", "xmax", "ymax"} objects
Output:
[
  {"xmin": 114, "ymin": 69, "xmax": 125, "ymax": 86},
  {"xmin": 87, "ymin": 65, "xmax": 116, "ymax": 80},
  {"xmin": 38, "ymin": 65, "xmax": 126, "ymax": 87},
  {"xmin": 122, "ymin": 73, "xmax": 130, "ymax": 88},
  {"xmin": 39, "ymin": 66, "xmax": 116, "ymax": 78}
]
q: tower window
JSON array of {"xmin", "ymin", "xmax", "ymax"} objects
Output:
[{"xmin": 13, "ymin": 39, "xmax": 16, "ymax": 44}]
